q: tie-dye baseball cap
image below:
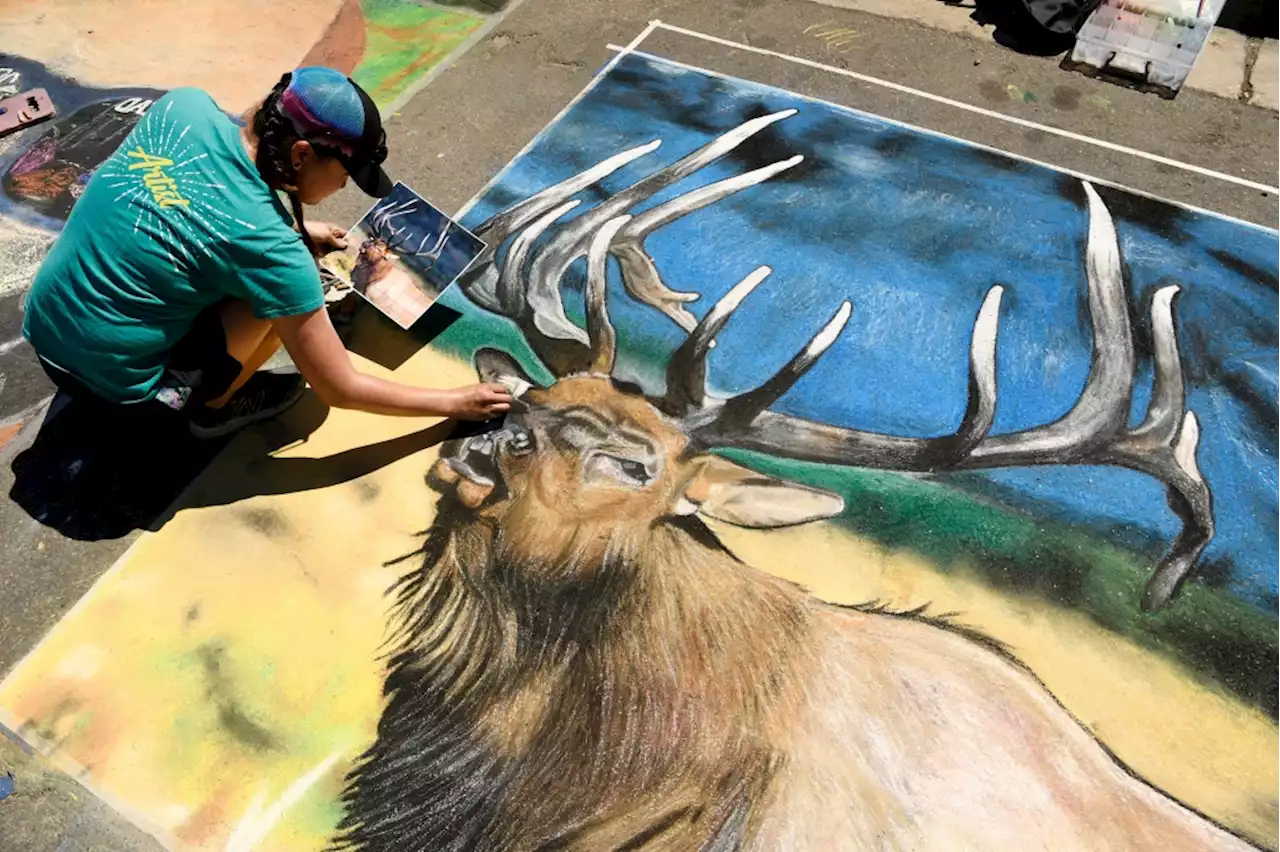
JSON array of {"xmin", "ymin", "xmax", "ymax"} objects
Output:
[{"xmin": 278, "ymin": 66, "xmax": 392, "ymax": 198}]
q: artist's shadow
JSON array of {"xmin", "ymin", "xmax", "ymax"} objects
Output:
[
  {"xmin": 7, "ymin": 391, "xmax": 482, "ymax": 541},
  {"xmin": 7, "ymin": 301, "xmax": 487, "ymax": 540},
  {"xmin": 8, "ymin": 393, "xmax": 230, "ymax": 540}
]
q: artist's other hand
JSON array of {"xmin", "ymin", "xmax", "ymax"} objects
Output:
[
  {"xmin": 446, "ymin": 383, "xmax": 513, "ymax": 421},
  {"xmin": 305, "ymin": 221, "xmax": 348, "ymax": 252}
]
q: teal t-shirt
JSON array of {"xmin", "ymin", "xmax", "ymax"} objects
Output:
[{"xmin": 23, "ymin": 87, "xmax": 323, "ymax": 403}]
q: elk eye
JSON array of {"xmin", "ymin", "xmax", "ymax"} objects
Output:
[
  {"xmin": 618, "ymin": 458, "xmax": 651, "ymax": 485},
  {"xmin": 583, "ymin": 453, "xmax": 653, "ymax": 488}
]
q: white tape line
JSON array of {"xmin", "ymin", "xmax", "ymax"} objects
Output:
[
  {"xmin": 640, "ymin": 20, "xmax": 1278, "ymax": 197},
  {"xmin": 602, "ymin": 44, "xmax": 1276, "ymax": 233}
]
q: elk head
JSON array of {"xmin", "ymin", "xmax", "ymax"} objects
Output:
[
  {"xmin": 352, "ymin": 236, "xmax": 394, "ymax": 289},
  {"xmin": 360, "ymin": 236, "xmax": 396, "ymax": 264},
  {"xmin": 428, "ymin": 360, "xmax": 846, "ymax": 588},
  {"xmin": 440, "ymin": 111, "xmax": 1213, "ymax": 612}
]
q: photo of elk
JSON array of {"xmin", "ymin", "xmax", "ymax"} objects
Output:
[
  {"xmin": 320, "ymin": 182, "xmax": 485, "ymax": 329},
  {"xmin": 333, "ymin": 55, "xmax": 1278, "ymax": 850}
]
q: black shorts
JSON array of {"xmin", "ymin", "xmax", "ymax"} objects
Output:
[{"xmin": 39, "ymin": 305, "xmax": 244, "ymax": 410}]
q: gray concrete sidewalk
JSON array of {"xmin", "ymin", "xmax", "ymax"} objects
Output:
[
  {"xmin": 811, "ymin": 0, "xmax": 1279, "ymax": 109},
  {"xmin": 0, "ymin": 731, "xmax": 159, "ymax": 852}
]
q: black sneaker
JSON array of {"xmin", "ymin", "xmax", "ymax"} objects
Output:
[{"xmin": 187, "ymin": 371, "xmax": 306, "ymax": 439}]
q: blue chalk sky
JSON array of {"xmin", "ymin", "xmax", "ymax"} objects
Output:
[{"xmin": 460, "ymin": 54, "xmax": 1277, "ymax": 612}]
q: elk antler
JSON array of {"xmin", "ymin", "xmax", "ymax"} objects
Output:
[
  {"xmin": 458, "ymin": 111, "xmax": 804, "ymax": 374},
  {"xmin": 463, "ymin": 116, "xmax": 1211, "ymax": 612},
  {"xmin": 677, "ymin": 185, "xmax": 1209, "ymax": 612},
  {"xmin": 368, "ymin": 197, "xmax": 452, "ymax": 264}
]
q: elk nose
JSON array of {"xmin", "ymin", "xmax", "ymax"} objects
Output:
[{"xmin": 505, "ymin": 426, "xmax": 535, "ymax": 456}]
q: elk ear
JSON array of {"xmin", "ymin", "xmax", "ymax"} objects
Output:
[
  {"xmin": 675, "ymin": 456, "xmax": 845, "ymax": 529},
  {"xmin": 474, "ymin": 348, "xmax": 543, "ymax": 396}
]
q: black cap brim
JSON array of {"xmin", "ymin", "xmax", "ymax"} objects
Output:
[
  {"xmin": 348, "ymin": 158, "xmax": 394, "ymax": 198},
  {"xmin": 343, "ymin": 78, "xmax": 392, "ymax": 198}
]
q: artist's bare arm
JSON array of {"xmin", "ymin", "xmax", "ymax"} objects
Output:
[{"xmin": 272, "ymin": 308, "xmax": 511, "ymax": 420}]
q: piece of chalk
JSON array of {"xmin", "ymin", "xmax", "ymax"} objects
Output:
[{"xmin": 495, "ymin": 375, "xmax": 531, "ymax": 397}]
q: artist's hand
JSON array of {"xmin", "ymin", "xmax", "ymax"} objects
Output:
[
  {"xmin": 305, "ymin": 221, "xmax": 348, "ymax": 252},
  {"xmin": 445, "ymin": 383, "xmax": 513, "ymax": 421}
]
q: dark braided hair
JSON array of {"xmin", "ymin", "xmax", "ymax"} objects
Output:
[{"xmin": 252, "ymin": 73, "xmax": 343, "ymax": 257}]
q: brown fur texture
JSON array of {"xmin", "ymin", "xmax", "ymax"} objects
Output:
[{"xmin": 334, "ymin": 375, "xmax": 1258, "ymax": 852}]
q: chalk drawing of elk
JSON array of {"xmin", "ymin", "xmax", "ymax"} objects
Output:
[{"xmin": 334, "ymin": 112, "xmax": 1248, "ymax": 851}]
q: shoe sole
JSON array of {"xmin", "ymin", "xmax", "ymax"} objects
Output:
[{"xmin": 188, "ymin": 385, "xmax": 305, "ymax": 440}]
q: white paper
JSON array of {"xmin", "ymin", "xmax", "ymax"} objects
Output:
[{"xmin": 1123, "ymin": 0, "xmax": 1219, "ymax": 20}]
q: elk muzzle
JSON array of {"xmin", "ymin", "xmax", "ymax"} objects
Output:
[{"xmin": 429, "ymin": 421, "xmax": 535, "ymax": 509}]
